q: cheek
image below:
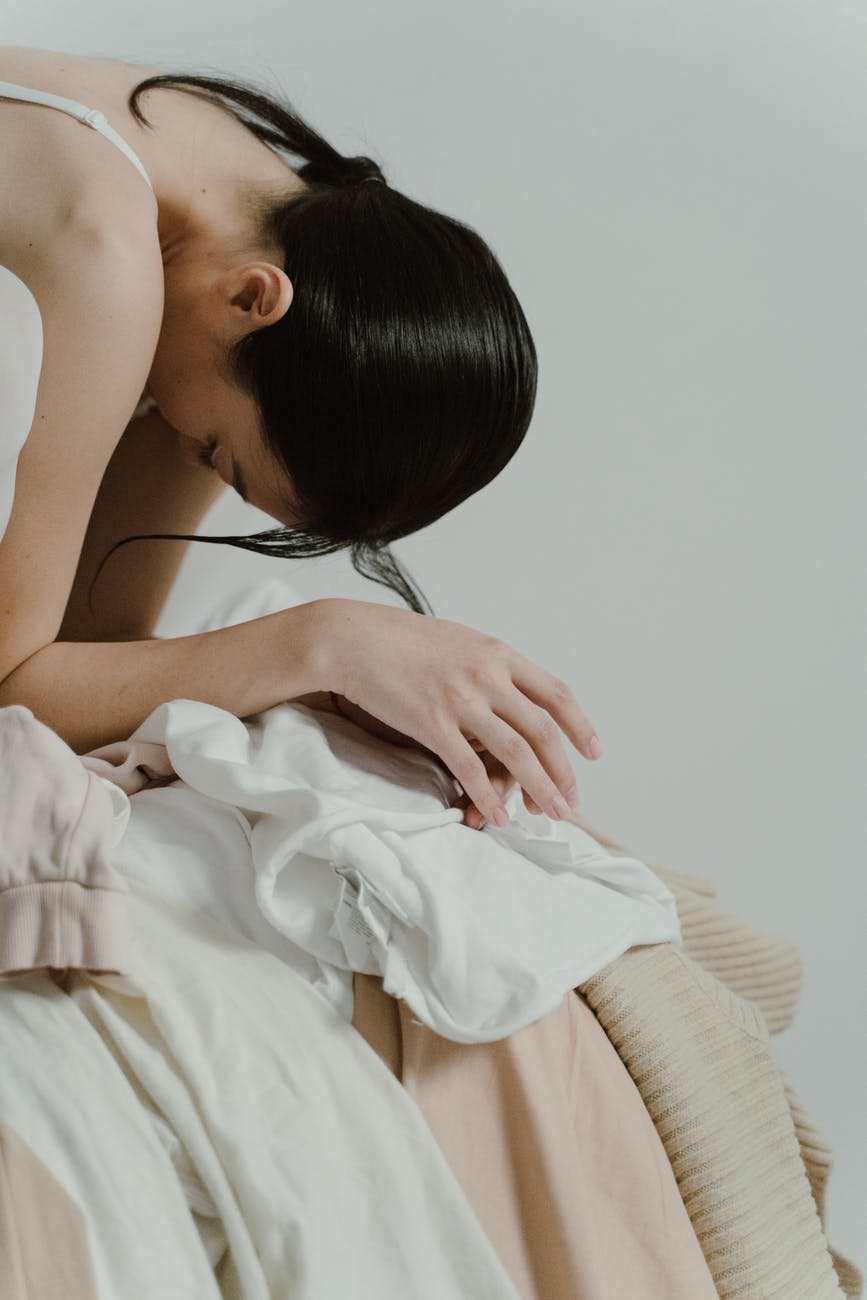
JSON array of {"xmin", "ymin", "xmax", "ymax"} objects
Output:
[{"xmin": 146, "ymin": 331, "xmax": 217, "ymax": 436}]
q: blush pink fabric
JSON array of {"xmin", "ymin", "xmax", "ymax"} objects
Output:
[
  {"xmin": 352, "ymin": 970, "xmax": 719, "ymax": 1299},
  {"xmin": 0, "ymin": 705, "xmax": 130, "ymax": 976}
]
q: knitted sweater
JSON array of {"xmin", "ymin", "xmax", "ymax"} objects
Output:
[{"xmin": 573, "ymin": 813, "xmax": 863, "ymax": 1300}]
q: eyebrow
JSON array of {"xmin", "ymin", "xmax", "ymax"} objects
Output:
[{"xmin": 231, "ymin": 457, "xmax": 249, "ymax": 504}]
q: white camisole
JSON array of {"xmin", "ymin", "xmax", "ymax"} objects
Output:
[{"xmin": 0, "ymin": 79, "xmax": 155, "ymax": 543}]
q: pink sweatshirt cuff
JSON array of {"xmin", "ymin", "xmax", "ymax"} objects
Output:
[
  {"xmin": 0, "ymin": 704, "xmax": 132, "ymax": 977},
  {"xmin": 0, "ymin": 881, "xmax": 130, "ymax": 977}
]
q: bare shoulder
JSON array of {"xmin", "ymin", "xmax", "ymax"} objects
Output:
[
  {"xmin": 0, "ymin": 45, "xmax": 164, "ymax": 114},
  {"xmin": 0, "ymin": 45, "xmax": 160, "ymax": 262},
  {"xmin": 0, "ymin": 44, "xmax": 159, "ymax": 91}
]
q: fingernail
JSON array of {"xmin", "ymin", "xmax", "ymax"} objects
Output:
[
  {"xmin": 565, "ymin": 785, "xmax": 580, "ymax": 809},
  {"xmin": 551, "ymin": 795, "xmax": 570, "ymax": 819},
  {"xmin": 492, "ymin": 805, "xmax": 509, "ymax": 827},
  {"xmin": 589, "ymin": 735, "xmax": 603, "ymax": 759}
]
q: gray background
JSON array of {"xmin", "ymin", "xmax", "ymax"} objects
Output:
[{"xmin": 8, "ymin": 0, "xmax": 865, "ymax": 1261}]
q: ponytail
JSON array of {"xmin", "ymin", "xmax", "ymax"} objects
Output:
[{"xmin": 128, "ymin": 72, "xmax": 387, "ymax": 189}]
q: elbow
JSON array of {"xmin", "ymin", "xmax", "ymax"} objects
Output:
[{"xmin": 0, "ymin": 641, "xmax": 53, "ymax": 706}]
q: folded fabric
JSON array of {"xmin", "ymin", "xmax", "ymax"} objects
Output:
[
  {"xmin": 81, "ymin": 695, "xmax": 681, "ymax": 1043},
  {"xmin": 0, "ymin": 704, "xmax": 130, "ymax": 976},
  {"xmin": 0, "ymin": 884, "xmax": 521, "ymax": 1300}
]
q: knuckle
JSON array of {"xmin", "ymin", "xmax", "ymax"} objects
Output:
[
  {"xmin": 502, "ymin": 731, "xmax": 529, "ymax": 763},
  {"xmin": 465, "ymin": 658, "xmax": 498, "ymax": 690},
  {"xmin": 550, "ymin": 676, "xmax": 575, "ymax": 705},
  {"xmin": 419, "ymin": 706, "xmax": 449, "ymax": 742},
  {"xmin": 531, "ymin": 712, "xmax": 559, "ymax": 744},
  {"xmin": 448, "ymin": 675, "xmax": 479, "ymax": 707}
]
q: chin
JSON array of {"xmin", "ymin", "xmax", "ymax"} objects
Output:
[
  {"xmin": 144, "ymin": 372, "xmax": 188, "ymax": 436},
  {"xmin": 149, "ymin": 393, "xmax": 201, "ymax": 443}
]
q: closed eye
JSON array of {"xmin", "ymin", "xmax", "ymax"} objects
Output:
[{"xmin": 198, "ymin": 438, "xmax": 250, "ymax": 504}]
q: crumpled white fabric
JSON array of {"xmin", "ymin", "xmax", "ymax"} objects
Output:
[
  {"xmin": 0, "ymin": 887, "xmax": 522, "ymax": 1300},
  {"xmin": 0, "ymin": 265, "xmax": 43, "ymax": 545},
  {"xmin": 85, "ymin": 692, "xmax": 681, "ymax": 1044}
]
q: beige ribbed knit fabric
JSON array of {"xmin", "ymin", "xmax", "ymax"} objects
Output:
[{"xmin": 572, "ymin": 814, "xmax": 863, "ymax": 1300}]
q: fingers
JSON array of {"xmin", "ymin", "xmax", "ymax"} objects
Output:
[
  {"xmin": 466, "ymin": 706, "xmax": 580, "ymax": 821},
  {"xmin": 472, "ymin": 788, "xmax": 543, "ymax": 823},
  {"xmin": 473, "ymin": 763, "xmax": 518, "ymax": 827},
  {"xmin": 452, "ymin": 754, "xmax": 523, "ymax": 831},
  {"xmin": 448, "ymin": 728, "xmax": 569, "ymax": 830},
  {"xmin": 462, "ymin": 780, "xmax": 552, "ymax": 829},
  {"xmin": 449, "ymin": 752, "xmax": 510, "ymax": 829},
  {"xmin": 507, "ymin": 653, "xmax": 603, "ymax": 762},
  {"xmin": 453, "ymin": 761, "xmax": 544, "ymax": 829},
  {"xmin": 425, "ymin": 639, "xmax": 604, "ymax": 829},
  {"xmin": 435, "ymin": 732, "xmax": 518, "ymax": 827}
]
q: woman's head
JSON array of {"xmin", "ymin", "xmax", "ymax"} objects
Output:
[
  {"xmin": 145, "ymin": 230, "xmax": 301, "ymax": 525},
  {"xmin": 93, "ymin": 71, "xmax": 537, "ymax": 616}
]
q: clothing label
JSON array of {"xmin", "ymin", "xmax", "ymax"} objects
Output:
[{"xmin": 332, "ymin": 871, "xmax": 384, "ymax": 973}]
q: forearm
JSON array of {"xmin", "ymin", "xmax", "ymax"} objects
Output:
[{"xmin": 0, "ymin": 599, "xmax": 334, "ymax": 754}]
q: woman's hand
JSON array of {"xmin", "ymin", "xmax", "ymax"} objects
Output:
[
  {"xmin": 324, "ymin": 693, "xmax": 421, "ymax": 748},
  {"xmin": 448, "ymin": 741, "xmax": 546, "ymax": 829},
  {"xmin": 318, "ymin": 599, "xmax": 603, "ymax": 829},
  {"xmin": 320, "ymin": 692, "xmax": 532, "ymax": 829}
]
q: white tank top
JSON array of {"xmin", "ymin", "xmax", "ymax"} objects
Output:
[
  {"xmin": 0, "ymin": 79, "xmax": 155, "ymax": 543},
  {"xmin": 0, "ymin": 78, "xmax": 154, "ymax": 190}
]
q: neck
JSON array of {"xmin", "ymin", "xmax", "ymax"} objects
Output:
[
  {"xmin": 123, "ymin": 84, "xmax": 305, "ymax": 267},
  {"xmin": 156, "ymin": 168, "xmax": 299, "ymax": 271}
]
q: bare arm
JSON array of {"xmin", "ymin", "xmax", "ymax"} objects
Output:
[
  {"xmin": 0, "ymin": 224, "xmax": 166, "ymax": 685},
  {"xmin": 0, "ymin": 601, "xmax": 333, "ymax": 754}
]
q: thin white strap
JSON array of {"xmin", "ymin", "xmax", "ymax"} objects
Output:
[
  {"xmin": 0, "ymin": 79, "xmax": 154, "ymax": 192},
  {"xmin": 79, "ymin": 109, "xmax": 155, "ymax": 192}
]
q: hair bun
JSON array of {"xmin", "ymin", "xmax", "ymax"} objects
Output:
[
  {"xmin": 341, "ymin": 155, "xmax": 387, "ymax": 187},
  {"xmin": 297, "ymin": 152, "xmax": 387, "ymax": 189}
]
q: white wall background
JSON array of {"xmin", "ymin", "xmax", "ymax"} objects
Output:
[{"xmin": 8, "ymin": 0, "xmax": 866, "ymax": 1263}]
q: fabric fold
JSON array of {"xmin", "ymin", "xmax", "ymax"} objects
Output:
[
  {"xmin": 82, "ymin": 695, "xmax": 683, "ymax": 1042},
  {"xmin": 0, "ymin": 705, "xmax": 130, "ymax": 976}
]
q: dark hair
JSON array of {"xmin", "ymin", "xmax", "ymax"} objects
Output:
[{"xmin": 88, "ymin": 68, "xmax": 537, "ymax": 619}]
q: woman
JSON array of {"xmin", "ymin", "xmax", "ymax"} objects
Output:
[
  {"xmin": 0, "ymin": 44, "xmax": 603, "ymax": 833},
  {"xmin": 0, "ymin": 49, "xmax": 730, "ymax": 1300}
]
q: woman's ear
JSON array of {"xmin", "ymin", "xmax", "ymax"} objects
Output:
[{"xmin": 228, "ymin": 263, "xmax": 294, "ymax": 331}]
